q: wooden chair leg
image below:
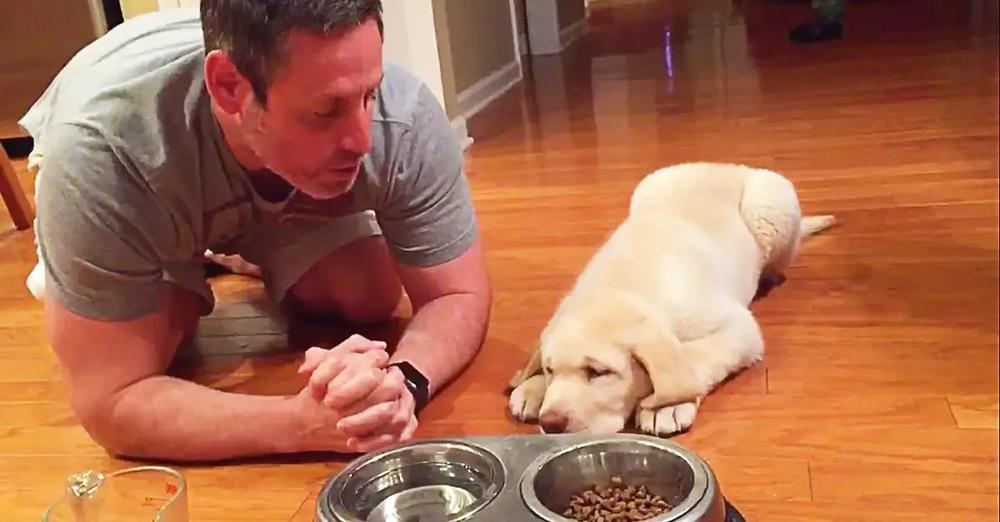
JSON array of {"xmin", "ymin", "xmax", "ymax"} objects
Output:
[{"xmin": 0, "ymin": 142, "xmax": 34, "ymax": 230}]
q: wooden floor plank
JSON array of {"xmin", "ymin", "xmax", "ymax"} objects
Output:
[
  {"xmin": 697, "ymin": 393, "xmax": 957, "ymax": 427},
  {"xmin": 732, "ymin": 501, "xmax": 999, "ymax": 522},
  {"xmin": 0, "ymin": 325, "xmax": 46, "ymax": 347},
  {"xmin": 700, "ymin": 456, "xmax": 812, "ymax": 504},
  {"xmin": 0, "ymin": 426, "xmax": 106, "ymax": 456},
  {"xmin": 289, "ymin": 491, "xmax": 321, "ymax": 522},
  {"xmin": 0, "ymin": 456, "xmax": 342, "ymax": 493},
  {"xmin": 810, "ymin": 459, "xmax": 999, "ymax": 514},
  {"xmin": 3, "ymin": 488, "xmax": 307, "ymax": 522},
  {"xmin": 674, "ymin": 423, "xmax": 998, "ymax": 466},
  {"xmin": 0, "ymin": 380, "xmax": 67, "ymax": 402},
  {"xmin": 949, "ymin": 394, "xmax": 1000, "ymax": 429},
  {"xmin": 0, "ymin": 402, "xmax": 76, "ymax": 427}
]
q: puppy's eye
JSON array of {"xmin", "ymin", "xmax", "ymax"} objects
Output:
[{"xmin": 585, "ymin": 367, "xmax": 612, "ymax": 380}]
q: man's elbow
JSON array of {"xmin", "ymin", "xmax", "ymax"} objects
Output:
[
  {"xmin": 71, "ymin": 395, "xmax": 144, "ymax": 459},
  {"xmin": 474, "ymin": 265, "xmax": 493, "ymax": 318},
  {"xmin": 470, "ymin": 282, "xmax": 493, "ymax": 355},
  {"xmin": 76, "ymin": 414, "xmax": 128, "ymax": 457}
]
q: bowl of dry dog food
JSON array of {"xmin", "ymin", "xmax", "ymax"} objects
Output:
[
  {"xmin": 316, "ymin": 433, "xmax": 744, "ymax": 522},
  {"xmin": 519, "ymin": 436, "xmax": 736, "ymax": 522}
]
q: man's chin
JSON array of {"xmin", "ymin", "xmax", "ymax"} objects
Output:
[{"xmin": 298, "ymin": 175, "xmax": 357, "ymax": 200}]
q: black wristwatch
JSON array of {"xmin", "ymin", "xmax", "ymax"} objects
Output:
[{"xmin": 389, "ymin": 361, "xmax": 430, "ymax": 416}]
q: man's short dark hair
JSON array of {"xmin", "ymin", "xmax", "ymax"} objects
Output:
[{"xmin": 201, "ymin": 0, "xmax": 384, "ymax": 104}]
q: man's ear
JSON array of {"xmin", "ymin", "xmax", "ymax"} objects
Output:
[
  {"xmin": 629, "ymin": 327, "xmax": 706, "ymax": 409},
  {"xmin": 508, "ymin": 346, "xmax": 542, "ymax": 391},
  {"xmin": 204, "ymin": 49, "xmax": 252, "ymax": 116}
]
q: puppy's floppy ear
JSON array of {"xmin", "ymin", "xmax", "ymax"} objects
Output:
[
  {"xmin": 507, "ymin": 346, "xmax": 543, "ymax": 391},
  {"xmin": 629, "ymin": 327, "xmax": 707, "ymax": 409}
]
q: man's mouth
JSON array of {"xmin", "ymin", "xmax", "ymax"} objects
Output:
[{"xmin": 327, "ymin": 162, "xmax": 359, "ymax": 175}]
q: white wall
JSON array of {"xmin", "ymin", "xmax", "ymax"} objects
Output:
[
  {"xmin": 525, "ymin": 0, "xmax": 587, "ymax": 55},
  {"xmin": 381, "ymin": 0, "xmax": 446, "ymax": 108},
  {"xmin": 160, "ymin": 0, "xmax": 198, "ymax": 8}
]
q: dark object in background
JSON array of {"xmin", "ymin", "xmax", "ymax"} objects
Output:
[
  {"xmin": 790, "ymin": 20, "xmax": 844, "ymax": 42},
  {"xmin": 0, "ymin": 136, "xmax": 32, "ymax": 159},
  {"xmin": 753, "ymin": 272, "xmax": 787, "ymax": 301},
  {"xmin": 790, "ymin": 0, "xmax": 846, "ymax": 43},
  {"xmin": 101, "ymin": 0, "xmax": 124, "ymax": 29},
  {"xmin": 725, "ymin": 499, "xmax": 748, "ymax": 522}
]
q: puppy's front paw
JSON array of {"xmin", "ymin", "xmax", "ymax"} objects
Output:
[
  {"xmin": 508, "ymin": 375, "xmax": 546, "ymax": 423},
  {"xmin": 634, "ymin": 399, "xmax": 700, "ymax": 437}
]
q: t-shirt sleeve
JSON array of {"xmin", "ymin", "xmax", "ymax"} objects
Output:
[
  {"xmin": 376, "ymin": 85, "xmax": 480, "ymax": 267},
  {"xmin": 35, "ymin": 123, "xmax": 173, "ymax": 321}
]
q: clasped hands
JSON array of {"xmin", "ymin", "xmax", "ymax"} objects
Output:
[{"xmin": 293, "ymin": 334, "xmax": 418, "ymax": 453}]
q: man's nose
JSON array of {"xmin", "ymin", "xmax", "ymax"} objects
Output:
[
  {"xmin": 337, "ymin": 103, "xmax": 372, "ymax": 155},
  {"xmin": 539, "ymin": 412, "xmax": 569, "ymax": 434}
]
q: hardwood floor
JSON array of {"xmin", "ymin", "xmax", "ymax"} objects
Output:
[{"xmin": 1, "ymin": 0, "xmax": 997, "ymax": 520}]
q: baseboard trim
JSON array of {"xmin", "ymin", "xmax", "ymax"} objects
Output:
[
  {"xmin": 456, "ymin": 59, "xmax": 523, "ymax": 123},
  {"xmin": 559, "ymin": 18, "xmax": 587, "ymax": 50}
]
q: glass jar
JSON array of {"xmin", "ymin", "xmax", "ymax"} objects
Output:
[{"xmin": 42, "ymin": 465, "xmax": 188, "ymax": 521}]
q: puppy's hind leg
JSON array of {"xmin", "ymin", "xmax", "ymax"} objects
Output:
[
  {"xmin": 739, "ymin": 168, "xmax": 803, "ymax": 278},
  {"xmin": 634, "ymin": 304, "xmax": 764, "ymax": 437},
  {"xmin": 741, "ymin": 169, "xmax": 836, "ymax": 283},
  {"xmin": 685, "ymin": 304, "xmax": 765, "ymax": 387}
]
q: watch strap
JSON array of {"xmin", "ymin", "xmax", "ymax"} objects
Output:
[{"xmin": 389, "ymin": 361, "xmax": 430, "ymax": 416}]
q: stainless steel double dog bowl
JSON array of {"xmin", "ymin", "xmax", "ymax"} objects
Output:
[{"xmin": 316, "ymin": 433, "xmax": 745, "ymax": 522}]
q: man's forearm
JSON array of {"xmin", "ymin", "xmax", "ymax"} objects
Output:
[
  {"xmin": 96, "ymin": 375, "xmax": 303, "ymax": 461},
  {"xmin": 390, "ymin": 290, "xmax": 490, "ymax": 397}
]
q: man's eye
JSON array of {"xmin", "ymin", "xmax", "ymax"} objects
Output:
[{"xmin": 585, "ymin": 367, "xmax": 612, "ymax": 380}]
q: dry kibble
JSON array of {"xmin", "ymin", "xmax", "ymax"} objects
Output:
[{"xmin": 562, "ymin": 476, "xmax": 674, "ymax": 522}]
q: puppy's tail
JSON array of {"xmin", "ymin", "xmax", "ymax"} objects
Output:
[{"xmin": 801, "ymin": 215, "xmax": 837, "ymax": 239}]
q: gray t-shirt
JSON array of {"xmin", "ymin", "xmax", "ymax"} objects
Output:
[{"xmin": 20, "ymin": 8, "xmax": 478, "ymax": 322}]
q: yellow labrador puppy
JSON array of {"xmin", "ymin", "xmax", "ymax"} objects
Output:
[{"xmin": 507, "ymin": 162, "xmax": 835, "ymax": 436}]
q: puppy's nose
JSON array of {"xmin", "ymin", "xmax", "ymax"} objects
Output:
[{"xmin": 539, "ymin": 413, "xmax": 569, "ymax": 434}]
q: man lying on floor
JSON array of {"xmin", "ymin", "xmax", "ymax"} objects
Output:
[{"xmin": 19, "ymin": 0, "xmax": 491, "ymax": 461}]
